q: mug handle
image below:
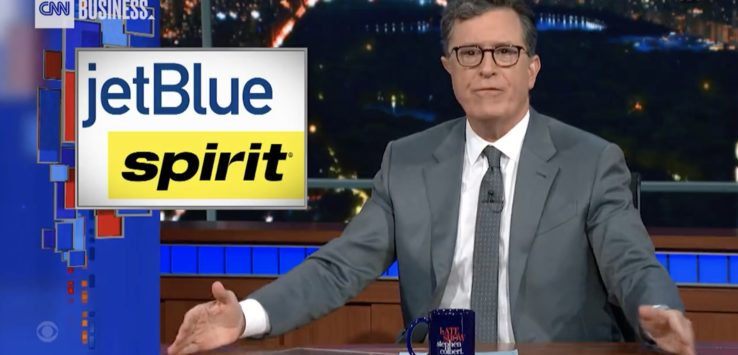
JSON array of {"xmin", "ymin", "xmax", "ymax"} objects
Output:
[{"xmin": 405, "ymin": 316, "xmax": 430, "ymax": 355}]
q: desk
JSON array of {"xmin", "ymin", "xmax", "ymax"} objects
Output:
[
  {"xmin": 160, "ymin": 223, "xmax": 738, "ymax": 343},
  {"xmin": 160, "ymin": 222, "xmax": 738, "ymax": 251},
  {"xmin": 161, "ymin": 343, "xmax": 738, "ymax": 355}
]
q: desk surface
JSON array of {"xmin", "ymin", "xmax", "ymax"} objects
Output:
[
  {"xmin": 162, "ymin": 343, "xmax": 738, "ymax": 355},
  {"xmin": 162, "ymin": 222, "xmax": 738, "ymax": 252}
]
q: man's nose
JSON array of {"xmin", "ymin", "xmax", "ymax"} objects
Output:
[{"xmin": 479, "ymin": 51, "xmax": 498, "ymax": 77}]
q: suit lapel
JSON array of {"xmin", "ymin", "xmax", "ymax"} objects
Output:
[
  {"xmin": 420, "ymin": 112, "xmax": 559, "ymax": 318},
  {"xmin": 423, "ymin": 118, "xmax": 466, "ymax": 310},
  {"xmin": 509, "ymin": 110, "xmax": 559, "ymax": 314}
]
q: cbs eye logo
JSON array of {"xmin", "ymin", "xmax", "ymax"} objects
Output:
[{"xmin": 36, "ymin": 321, "xmax": 59, "ymax": 343}]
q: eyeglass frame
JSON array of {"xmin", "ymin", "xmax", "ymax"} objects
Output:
[{"xmin": 450, "ymin": 44, "xmax": 529, "ymax": 68}]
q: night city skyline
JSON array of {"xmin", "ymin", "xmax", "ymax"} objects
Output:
[
  {"xmin": 161, "ymin": 0, "xmax": 738, "ymax": 228},
  {"xmin": 161, "ymin": 0, "xmax": 738, "ymax": 49}
]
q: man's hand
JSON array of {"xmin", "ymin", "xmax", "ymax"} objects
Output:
[
  {"xmin": 167, "ymin": 281, "xmax": 246, "ymax": 355},
  {"xmin": 639, "ymin": 305, "xmax": 695, "ymax": 355}
]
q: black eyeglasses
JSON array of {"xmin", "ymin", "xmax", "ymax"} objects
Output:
[{"xmin": 451, "ymin": 44, "xmax": 528, "ymax": 68}]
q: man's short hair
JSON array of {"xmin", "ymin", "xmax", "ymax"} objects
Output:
[{"xmin": 441, "ymin": 0, "xmax": 538, "ymax": 56}]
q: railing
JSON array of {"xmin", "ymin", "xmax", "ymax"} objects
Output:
[
  {"xmin": 199, "ymin": 179, "xmax": 738, "ymax": 222},
  {"xmin": 307, "ymin": 179, "xmax": 738, "ymax": 193},
  {"xmin": 641, "ymin": 181, "xmax": 738, "ymax": 193}
]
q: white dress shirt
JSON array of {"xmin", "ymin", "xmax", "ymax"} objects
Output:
[
  {"xmin": 439, "ymin": 111, "xmax": 529, "ymax": 343},
  {"xmin": 239, "ymin": 298, "xmax": 270, "ymax": 338},
  {"xmin": 240, "ymin": 111, "xmax": 530, "ymax": 341}
]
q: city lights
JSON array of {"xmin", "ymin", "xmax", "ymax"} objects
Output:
[
  {"xmin": 633, "ymin": 101, "xmax": 644, "ymax": 112},
  {"xmin": 159, "ymin": 0, "xmax": 738, "ymax": 224}
]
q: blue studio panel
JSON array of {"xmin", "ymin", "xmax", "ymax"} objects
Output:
[
  {"xmin": 387, "ymin": 261, "xmax": 399, "ymax": 277},
  {"xmin": 171, "ymin": 246, "xmax": 197, "ymax": 274},
  {"xmin": 0, "ymin": 12, "xmax": 161, "ymax": 355},
  {"xmin": 698, "ymin": 255, "xmax": 728, "ymax": 284},
  {"xmin": 64, "ymin": 21, "xmax": 102, "ymax": 70},
  {"xmin": 37, "ymin": 88, "xmax": 61, "ymax": 163},
  {"xmin": 225, "ymin": 246, "xmax": 252, "ymax": 275},
  {"xmin": 198, "ymin": 246, "xmax": 225, "ymax": 274},
  {"xmin": 67, "ymin": 250, "xmax": 86, "ymax": 267},
  {"xmin": 55, "ymin": 222, "xmax": 73, "ymax": 251},
  {"xmin": 45, "ymin": 28, "xmax": 62, "ymax": 51},
  {"xmin": 49, "ymin": 164, "xmax": 68, "ymax": 182},
  {"xmin": 160, "ymin": 246, "xmax": 171, "ymax": 274},
  {"xmin": 42, "ymin": 229, "xmax": 55, "ymax": 249},
  {"xmin": 252, "ymin": 247, "xmax": 278, "ymax": 275},
  {"xmin": 128, "ymin": 3, "xmax": 160, "ymax": 47},
  {"xmin": 731, "ymin": 256, "xmax": 738, "ymax": 284},
  {"xmin": 116, "ymin": 210, "xmax": 151, "ymax": 216},
  {"xmin": 125, "ymin": 16, "xmax": 154, "ymax": 36},
  {"xmin": 279, "ymin": 247, "xmax": 305, "ymax": 274},
  {"xmin": 92, "ymin": 214, "xmax": 160, "ymax": 355},
  {"xmin": 72, "ymin": 217, "xmax": 85, "ymax": 251},
  {"xmin": 101, "ymin": 19, "xmax": 127, "ymax": 46},
  {"xmin": 0, "ymin": 96, "xmax": 61, "ymax": 354},
  {"xmin": 60, "ymin": 145, "xmax": 75, "ymax": 166},
  {"xmin": 655, "ymin": 253, "xmax": 668, "ymax": 269},
  {"xmin": 669, "ymin": 254, "xmax": 698, "ymax": 283},
  {"xmin": 54, "ymin": 182, "xmax": 74, "ymax": 220}
]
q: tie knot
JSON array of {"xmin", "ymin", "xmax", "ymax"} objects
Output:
[{"xmin": 482, "ymin": 145, "xmax": 502, "ymax": 168}]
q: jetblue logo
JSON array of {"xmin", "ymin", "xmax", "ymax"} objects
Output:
[
  {"xmin": 81, "ymin": 62, "xmax": 274, "ymax": 128},
  {"xmin": 35, "ymin": 0, "xmax": 74, "ymax": 29}
]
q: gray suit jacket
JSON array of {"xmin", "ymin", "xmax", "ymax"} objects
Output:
[{"xmin": 250, "ymin": 109, "xmax": 683, "ymax": 342}]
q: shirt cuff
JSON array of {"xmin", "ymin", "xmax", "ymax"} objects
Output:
[{"xmin": 239, "ymin": 298, "xmax": 271, "ymax": 339}]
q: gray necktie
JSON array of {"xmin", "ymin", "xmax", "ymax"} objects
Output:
[{"xmin": 470, "ymin": 145, "xmax": 504, "ymax": 343}]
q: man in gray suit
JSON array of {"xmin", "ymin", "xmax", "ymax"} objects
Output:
[{"xmin": 168, "ymin": 1, "xmax": 695, "ymax": 354}]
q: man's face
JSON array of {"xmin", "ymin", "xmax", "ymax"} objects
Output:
[{"xmin": 441, "ymin": 8, "xmax": 541, "ymax": 124}]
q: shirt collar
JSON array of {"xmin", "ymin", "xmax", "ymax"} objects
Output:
[{"xmin": 465, "ymin": 110, "xmax": 530, "ymax": 166}]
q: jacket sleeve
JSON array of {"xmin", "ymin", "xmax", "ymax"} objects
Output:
[
  {"xmin": 585, "ymin": 143, "xmax": 684, "ymax": 342},
  {"xmin": 249, "ymin": 141, "xmax": 397, "ymax": 336}
]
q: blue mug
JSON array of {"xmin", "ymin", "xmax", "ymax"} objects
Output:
[{"xmin": 405, "ymin": 309, "xmax": 475, "ymax": 355}]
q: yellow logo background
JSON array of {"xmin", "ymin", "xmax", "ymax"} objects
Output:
[{"xmin": 108, "ymin": 131, "xmax": 304, "ymax": 199}]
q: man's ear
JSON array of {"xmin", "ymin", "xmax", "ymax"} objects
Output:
[
  {"xmin": 527, "ymin": 54, "xmax": 541, "ymax": 90},
  {"xmin": 441, "ymin": 55, "xmax": 452, "ymax": 75}
]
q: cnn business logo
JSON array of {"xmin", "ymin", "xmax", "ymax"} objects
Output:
[
  {"xmin": 35, "ymin": 0, "xmax": 74, "ymax": 29},
  {"xmin": 35, "ymin": 0, "xmax": 152, "ymax": 29}
]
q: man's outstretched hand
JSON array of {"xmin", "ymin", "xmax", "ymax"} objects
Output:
[
  {"xmin": 167, "ymin": 282, "xmax": 245, "ymax": 355},
  {"xmin": 639, "ymin": 305, "xmax": 695, "ymax": 355}
]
